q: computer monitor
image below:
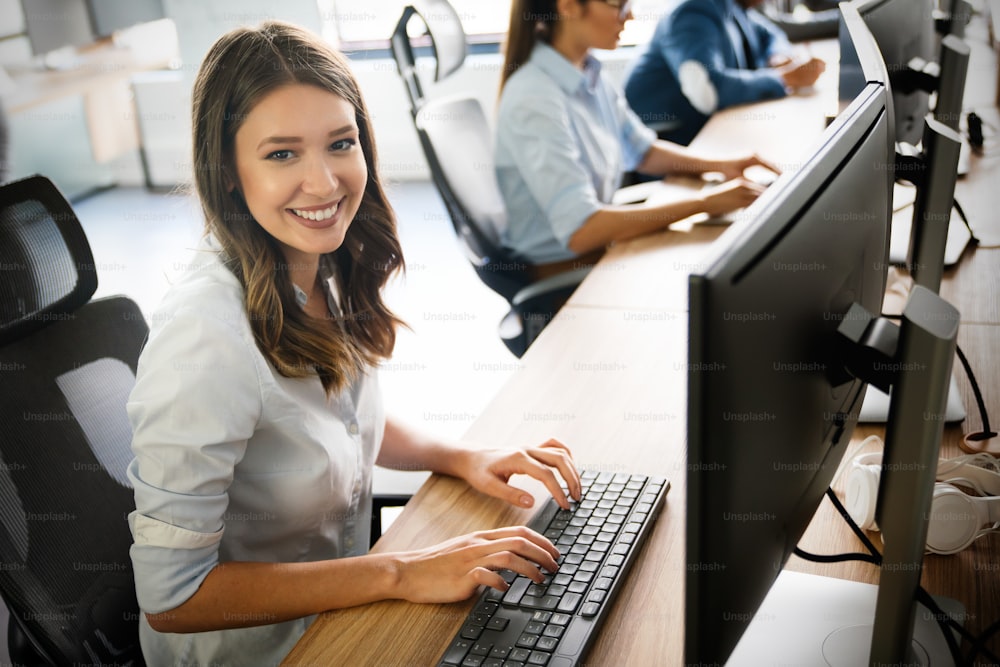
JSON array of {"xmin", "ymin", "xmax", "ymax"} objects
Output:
[
  {"xmin": 22, "ymin": 0, "xmax": 94, "ymax": 56},
  {"xmin": 852, "ymin": 0, "xmax": 936, "ymax": 146},
  {"xmin": 686, "ymin": 5, "xmax": 961, "ymax": 664},
  {"xmin": 850, "ymin": 0, "xmax": 968, "ymax": 292},
  {"xmin": 21, "ymin": 0, "xmax": 165, "ymax": 58},
  {"xmin": 86, "ymin": 0, "xmax": 165, "ymax": 40}
]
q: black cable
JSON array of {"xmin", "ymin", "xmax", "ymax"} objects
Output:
[
  {"xmin": 956, "ymin": 343, "xmax": 998, "ymax": 443},
  {"xmin": 967, "ymin": 112, "xmax": 984, "ymax": 151},
  {"xmin": 952, "ymin": 198, "xmax": 981, "ymax": 247},
  {"xmin": 825, "ymin": 487, "xmax": 881, "ymax": 556},
  {"xmin": 793, "ymin": 546, "xmax": 879, "ymax": 564},
  {"xmin": 967, "ymin": 617, "xmax": 1000, "ymax": 666},
  {"xmin": 801, "ymin": 489, "xmax": 980, "ymax": 665}
]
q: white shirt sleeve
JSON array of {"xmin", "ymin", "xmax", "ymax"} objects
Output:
[{"xmin": 127, "ymin": 303, "xmax": 263, "ymax": 614}]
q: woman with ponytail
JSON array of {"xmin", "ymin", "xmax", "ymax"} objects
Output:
[
  {"xmin": 496, "ymin": 0, "xmax": 778, "ymax": 269},
  {"xmin": 126, "ymin": 21, "xmax": 581, "ymax": 666}
]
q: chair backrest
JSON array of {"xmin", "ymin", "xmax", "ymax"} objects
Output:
[
  {"xmin": 0, "ymin": 176, "xmax": 97, "ymax": 346},
  {"xmin": 415, "ymin": 95, "xmax": 532, "ymax": 301},
  {"xmin": 0, "ymin": 175, "xmax": 147, "ymax": 665},
  {"xmin": 390, "ymin": 0, "xmax": 468, "ymax": 115}
]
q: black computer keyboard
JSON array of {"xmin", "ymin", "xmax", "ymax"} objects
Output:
[{"xmin": 437, "ymin": 470, "xmax": 669, "ymax": 667}]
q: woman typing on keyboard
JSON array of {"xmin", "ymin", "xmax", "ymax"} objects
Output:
[{"xmin": 124, "ymin": 21, "xmax": 581, "ymax": 667}]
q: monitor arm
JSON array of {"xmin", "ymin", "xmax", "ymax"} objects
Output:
[
  {"xmin": 889, "ymin": 35, "xmax": 970, "ymax": 133},
  {"xmin": 893, "ymin": 117, "xmax": 963, "ymax": 292},
  {"xmin": 833, "ymin": 286, "xmax": 960, "ymax": 664}
]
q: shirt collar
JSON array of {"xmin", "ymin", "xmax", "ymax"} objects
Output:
[{"xmin": 530, "ymin": 42, "xmax": 603, "ymax": 95}]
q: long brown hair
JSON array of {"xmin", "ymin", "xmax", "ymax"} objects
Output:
[
  {"xmin": 191, "ymin": 21, "xmax": 404, "ymax": 396},
  {"xmin": 500, "ymin": 0, "xmax": 585, "ymax": 91}
]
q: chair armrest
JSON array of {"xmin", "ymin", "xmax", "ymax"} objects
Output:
[{"xmin": 510, "ymin": 266, "xmax": 592, "ymax": 309}]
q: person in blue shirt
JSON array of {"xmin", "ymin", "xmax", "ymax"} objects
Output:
[
  {"xmin": 127, "ymin": 21, "xmax": 582, "ymax": 666},
  {"xmin": 624, "ymin": 0, "xmax": 827, "ymax": 146},
  {"xmin": 496, "ymin": 0, "xmax": 779, "ymax": 269}
]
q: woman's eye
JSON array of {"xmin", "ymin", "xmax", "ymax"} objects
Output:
[
  {"xmin": 331, "ymin": 138, "xmax": 357, "ymax": 152},
  {"xmin": 267, "ymin": 149, "xmax": 294, "ymax": 161}
]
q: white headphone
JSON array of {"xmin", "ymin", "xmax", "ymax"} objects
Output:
[{"xmin": 845, "ymin": 452, "xmax": 1000, "ymax": 555}]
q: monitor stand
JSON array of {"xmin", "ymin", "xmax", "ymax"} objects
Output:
[
  {"xmin": 859, "ymin": 372, "xmax": 966, "ymax": 423},
  {"xmin": 956, "ymin": 135, "xmax": 971, "ymax": 177},
  {"xmin": 726, "ymin": 570, "xmax": 965, "ymax": 666},
  {"xmin": 889, "ymin": 202, "xmax": 972, "ymax": 269}
]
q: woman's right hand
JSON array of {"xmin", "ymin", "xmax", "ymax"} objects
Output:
[
  {"xmin": 699, "ymin": 178, "xmax": 766, "ymax": 217},
  {"xmin": 392, "ymin": 526, "xmax": 560, "ymax": 604}
]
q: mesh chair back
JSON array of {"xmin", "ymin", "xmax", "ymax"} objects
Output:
[
  {"xmin": 0, "ymin": 176, "xmax": 97, "ymax": 346},
  {"xmin": 0, "ymin": 175, "xmax": 147, "ymax": 665},
  {"xmin": 415, "ymin": 96, "xmax": 532, "ymax": 301}
]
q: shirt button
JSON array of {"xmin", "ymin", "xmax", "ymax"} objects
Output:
[
  {"xmin": 348, "ymin": 423, "xmax": 359, "ymax": 435},
  {"xmin": 345, "ymin": 537, "xmax": 355, "ymax": 549}
]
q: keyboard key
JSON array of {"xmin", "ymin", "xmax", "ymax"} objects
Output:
[
  {"xmin": 503, "ymin": 577, "xmax": 530, "ymax": 606},
  {"xmin": 542, "ymin": 624, "xmax": 564, "ymax": 638},
  {"xmin": 537, "ymin": 636, "xmax": 559, "ymax": 651},
  {"xmin": 487, "ymin": 616, "xmax": 510, "ymax": 632},
  {"xmin": 443, "ymin": 638, "xmax": 473, "ymax": 665},
  {"xmin": 461, "ymin": 655, "xmax": 484, "ymax": 667},
  {"xmin": 525, "ymin": 621, "xmax": 545, "ymax": 635},
  {"xmin": 587, "ymin": 590, "xmax": 607, "ymax": 604},
  {"xmin": 471, "ymin": 641, "xmax": 493, "ymax": 656},
  {"xmin": 527, "ymin": 650, "xmax": 550, "ymax": 665},
  {"xmin": 531, "ymin": 610, "xmax": 552, "ymax": 623},
  {"xmin": 510, "ymin": 647, "xmax": 531, "ymax": 662},
  {"xmin": 557, "ymin": 593, "xmax": 582, "ymax": 613},
  {"xmin": 460, "ymin": 624, "xmax": 485, "ymax": 640},
  {"xmin": 520, "ymin": 595, "xmax": 559, "ymax": 610},
  {"xmin": 593, "ymin": 577, "xmax": 613, "ymax": 591},
  {"xmin": 580, "ymin": 602, "xmax": 601, "ymax": 617},
  {"xmin": 490, "ymin": 645, "xmax": 512, "ymax": 659},
  {"xmin": 515, "ymin": 633, "xmax": 539, "ymax": 649}
]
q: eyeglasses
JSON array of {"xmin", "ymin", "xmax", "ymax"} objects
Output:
[{"xmin": 597, "ymin": 0, "xmax": 634, "ymax": 20}]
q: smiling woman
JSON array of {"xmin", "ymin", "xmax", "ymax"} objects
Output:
[{"xmin": 125, "ymin": 19, "xmax": 583, "ymax": 667}]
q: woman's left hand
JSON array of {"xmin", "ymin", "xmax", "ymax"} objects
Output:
[
  {"xmin": 454, "ymin": 438, "xmax": 582, "ymax": 510},
  {"xmin": 716, "ymin": 154, "xmax": 782, "ymax": 182}
]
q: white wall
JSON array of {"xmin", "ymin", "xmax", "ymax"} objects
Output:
[{"xmin": 135, "ymin": 46, "xmax": 637, "ymax": 187}]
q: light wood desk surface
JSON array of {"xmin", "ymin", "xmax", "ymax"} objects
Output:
[{"xmin": 286, "ymin": 28, "xmax": 1000, "ymax": 667}]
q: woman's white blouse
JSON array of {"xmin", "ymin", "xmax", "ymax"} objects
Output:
[{"xmin": 126, "ymin": 246, "xmax": 384, "ymax": 666}]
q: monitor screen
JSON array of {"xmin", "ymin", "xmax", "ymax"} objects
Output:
[
  {"xmin": 86, "ymin": 0, "xmax": 164, "ymax": 39},
  {"xmin": 853, "ymin": 0, "xmax": 936, "ymax": 146},
  {"xmin": 22, "ymin": 0, "xmax": 94, "ymax": 56},
  {"xmin": 684, "ymin": 7, "xmax": 895, "ymax": 663}
]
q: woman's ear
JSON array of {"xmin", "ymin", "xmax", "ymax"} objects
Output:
[{"xmin": 556, "ymin": 0, "xmax": 584, "ymax": 20}]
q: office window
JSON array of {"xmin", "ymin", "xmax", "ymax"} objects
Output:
[{"xmin": 321, "ymin": 0, "xmax": 669, "ymax": 50}]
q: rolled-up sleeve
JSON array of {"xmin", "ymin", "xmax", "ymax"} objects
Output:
[
  {"xmin": 616, "ymin": 95, "xmax": 657, "ymax": 172},
  {"xmin": 126, "ymin": 307, "xmax": 262, "ymax": 614},
  {"xmin": 502, "ymin": 95, "xmax": 604, "ymax": 250}
]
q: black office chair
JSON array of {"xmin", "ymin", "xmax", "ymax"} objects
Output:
[
  {"xmin": 390, "ymin": 1, "xmax": 591, "ymax": 357},
  {"xmin": 0, "ymin": 175, "xmax": 146, "ymax": 665}
]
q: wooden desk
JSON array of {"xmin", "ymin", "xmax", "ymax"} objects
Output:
[
  {"xmin": 5, "ymin": 40, "xmax": 172, "ymax": 164},
  {"xmin": 286, "ymin": 28, "xmax": 1000, "ymax": 667},
  {"xmin": 284, "ymin": 309, "xmax": 690, "ymax": 666}
]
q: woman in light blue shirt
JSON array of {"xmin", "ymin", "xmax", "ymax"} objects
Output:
[
  {"xmin": 496, "ymin": 0, "xmax": 778, "ymax": 267},
  {"xmin": 126, "ymin": 21, "xmax": 581, "ymax": 666}
]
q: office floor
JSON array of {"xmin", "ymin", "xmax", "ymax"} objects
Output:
[{"xmin": 0, "ymin": 180, "xmax": 520, "ymax": 664}]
